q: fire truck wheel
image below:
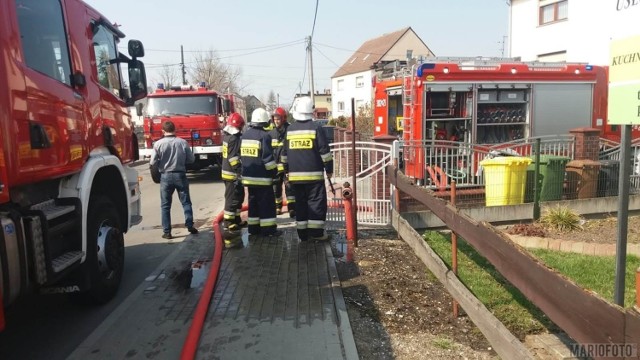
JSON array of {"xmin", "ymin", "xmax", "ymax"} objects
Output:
[{"xmin": 83, "ymin": 196, "xmax": 124, "ymax": 304}]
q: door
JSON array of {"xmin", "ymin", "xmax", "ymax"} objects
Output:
[{"xmin": 15, "ymin": 0, "xmax": 86, "ymax": 183}]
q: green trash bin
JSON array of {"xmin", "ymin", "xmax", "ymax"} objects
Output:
[
  {"xmin": 526, "ymin": 155, "xmax": 570, "ymax": 202},
  {"xmin": 480, "ymin": 156, "xmax": 532, "ymax": 206}
]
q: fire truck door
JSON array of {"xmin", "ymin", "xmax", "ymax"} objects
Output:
[{"xmin": 16, "ymin": 0, "xmax": 86, "ymax": 180}]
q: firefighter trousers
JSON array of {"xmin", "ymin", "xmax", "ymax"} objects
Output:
[
  {"xmin": 223, "ymin": 180, "xmax": 244, "ymax": 229},
  {"xmin": 247, "ymin": 186, "xmax": 277, "ymax": 235},
  {"xmin": 292, "ymin": 181, "xmax": 327, "ymax": 240},
  {"xmin": 273, "ymin": 174, "xmax": 295, "ymax": 214}
]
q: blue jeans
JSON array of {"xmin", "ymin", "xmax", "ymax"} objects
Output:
[{"xmin": 160, "ymin": 172, "xmax": 194, "ymax": 234}]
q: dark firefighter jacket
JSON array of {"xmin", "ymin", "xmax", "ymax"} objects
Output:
[
  {"xmin": 241, "ymin": 125, "xmax": 277, "ymax": 186},
  {"xmin": 282, "ymin": 120, "xmax": 333, "ymax": 183},
  {"xmin": 269, "ymin": 122, "xmax": 289, "ymax": 173},
  {"xmin": 221, "ymin": 131, "xmax": 241, "ymax": 181}
]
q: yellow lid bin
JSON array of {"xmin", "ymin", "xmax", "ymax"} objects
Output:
[{"xmin": 480, "ymin": 157, "xmax": 532, "ymax": 207}]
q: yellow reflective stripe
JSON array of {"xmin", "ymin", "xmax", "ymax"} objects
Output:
[
  {"xmin": 223, "ymin": 211, "xmax": 235, "ymax": 220},
  {"xmin": 260, "ymin": 218, "xmax": 277, "ymax": 227},
  {"xmin": 289, "ymin": 171, "xmax": 324, "ymax": 182},
  {"xmin": 248, "ymin": 217, "xmax": 260, "ymax": 225},
  {"xmin": 321, "ymin": 152, "xmax": 333, "ymax": 162},
  {"xmin": 228, "ymin": 155, "xmax": 240, "ymax": 163},
  {"xmin": 242, "ymin": 177, "xmax": 273, "ymax": 186},
  {"xmin": 277, "ymin": 164, "xmax": 285, "ymax": 171},
  {"xmin": 235, "ymin": 210, "xmax": 242, "ymax": 216},
  {"xmin": 271, "ymin": 139, "xmax": 283, "ymax": 147},
  {"xmin": 241, "ymin": 139, "xmax": 261, "ymax": 148},
  {"xmin": 281, "ymin": 155, "xmax": 288, "ymax": 163},
  {"xmin": 265, "ymin": 161, "xmax": 277, "ymax": 170},
  {"xmin": 221, "ymin": 171, "xmax": 238, "ymax": 181},
  {"xmin": 308, "ymin": 220, "xmax": 325, "ymax": 229},
  {"xmin": 287, "ymin": 130, "xmax": 316, "ymax": 139},
  {"xmin": 286, "ymin": 196, "xmax": 296, "ymax": 202},
  {"xmin": 296, "ymin": 221, "xmax": 308, "ymax": 229}
]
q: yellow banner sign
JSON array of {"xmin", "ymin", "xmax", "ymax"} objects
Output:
[{"xmin": 608, "ymin": 35, "xmax": 640, "ymax": 124}]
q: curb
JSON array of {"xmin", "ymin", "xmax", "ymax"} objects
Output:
[{"xmin": 508, "ymin": 234, "xmax": 640, "ymax": 257}]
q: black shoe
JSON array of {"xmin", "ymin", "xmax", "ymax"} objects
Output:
[
  {"xmin": 188, "ymin": 227, "xmax": 199, "ymax": 234},
  {"xmin": 162, "ymin": 233, "xmax": 173, "ymax": 239}
]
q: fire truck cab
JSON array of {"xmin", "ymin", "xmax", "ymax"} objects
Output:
[
  {"xmin": 0, "ymin": 0, "xmax": 147, "ymax": 330},
  {"xmin": 140, "ymin": 84, "xmax": 240, "ymax": 172}
]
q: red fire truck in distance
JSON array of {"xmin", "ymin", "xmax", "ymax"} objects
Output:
[
  {"xmin": 373, "ymin": 58, "xmax": 635, "ymax": 144},
  {"xmin": 140, "ymin": 83, "xmax": 244, "ymax": 172},
  {"xmin": 1, "ymin": 0, "xmax": 148, "ymax": 330}
]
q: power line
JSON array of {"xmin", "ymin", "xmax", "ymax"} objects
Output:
[
  {"xmin": 313, "ymin": 44, "xmax": 341, "ymax": 68},
  {"xmin": 310, "ymin": 0, "xmax": 319, "ymax": 40},
  {"xmin": 120, "ymin": 39, "xmax": 306, "ymax": 53}
]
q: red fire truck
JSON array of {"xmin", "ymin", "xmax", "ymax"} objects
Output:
[
  {"xmin": 373, "ymin": 58, "xmax": 625, "ymax": 144},
  {"xmin": 140, "ymin": 84, "xmax": 245, "ymax": 172},
  {"xmin": 0, "ymin": 0, "xmax": 147, "ymax": 330}
]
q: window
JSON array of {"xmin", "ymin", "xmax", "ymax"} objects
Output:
[
  {"xmin": 356, "ymin": 76, "xmax": 364, "ymax": 88},
  {"xmin": 337, "ymin": 79, "xmax": 344, "ymax": 91},
  {"xmin": 16, "ymin": 0, "xmax": 72, "ymax": 85},
  {"xmin": 92, "ymin": 23, "xmax": 123, "ymax": 96},
  {"xmin": 338, "ymin": 101, "xmax": 345, "ymax": 111},
  {"xmin": 539, "ymin": 0, "xmax": 568, "ymax": 25}
]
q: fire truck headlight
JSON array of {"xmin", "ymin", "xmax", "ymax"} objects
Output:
[{"xmin": 205, "ymin": 138, "xmax": 213, "ymax": 145}]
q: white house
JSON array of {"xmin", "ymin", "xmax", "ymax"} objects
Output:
[
  {"xmin": 331, "ymin": 27, "xmax": 433, "ymax": 118},
  {"xmin": 509, "ymin": 0, "xmax": 640, "ymax": 65}
]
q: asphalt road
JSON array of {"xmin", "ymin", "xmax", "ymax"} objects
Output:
[{"xmin": 0, "ymin": 162, "xmax": 225, "ymax": 360}]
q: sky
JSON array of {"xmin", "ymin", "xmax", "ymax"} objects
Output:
[{"xmin": 84, "ymin": 0, "xmax": 510, "ymax": 106}]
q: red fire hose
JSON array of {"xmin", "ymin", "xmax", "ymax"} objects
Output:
[{"xmin": 180, "ymin": 204, "xmax": 248, "ymax": 359}]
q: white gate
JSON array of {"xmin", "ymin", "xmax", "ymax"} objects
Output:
[{"xmin": 327, "ymin": 141, "xmax": 394, "ymax": 226}]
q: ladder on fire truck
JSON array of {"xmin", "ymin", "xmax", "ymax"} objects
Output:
[{"xmin": 402, "ymin": 66, "xmax": 416, "ymax": 141}]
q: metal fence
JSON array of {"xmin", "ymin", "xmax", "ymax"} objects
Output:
[{"xmin": 327, "ymin": 141, "xmax": 393, "ymax": 225}]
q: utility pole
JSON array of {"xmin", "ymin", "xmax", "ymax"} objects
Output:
[
  {"xmin": 307, "ymin": 36, "xmax": 315, "ymax": 107},
  {"xmin": 277, "ymin": 93, "xmax": 280, "ymax": 107},
  {"xmin": 180, "ymin": 45, "xmax": 187, "ymax": 85},
  {"xmin": 499, "ymin": 35, "xmax": 508, "ymax": 58}
]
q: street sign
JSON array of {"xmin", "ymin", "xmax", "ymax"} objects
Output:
[{"xmin": 608, "ymin": 35, "xmax": 640, "ymax": 124}]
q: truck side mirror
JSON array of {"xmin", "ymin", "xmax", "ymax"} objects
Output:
[
  {"xmin": 135, "ymin": 102, "xmax": 144, "ymax": 117},
  {"xmin": 128, "ymin": 39, "xmax": 145, "ymax": 58},
  {"xmin": 127, "ymin": 60, "xmax": 147, "ymax": 106}
]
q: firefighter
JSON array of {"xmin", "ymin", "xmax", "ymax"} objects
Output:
[
  {"xmin": 221, "ymin": 112, "xmax": 246, "ymax": 248},
  {"xmin": 241, "ymin": 108, "xmax": 280, "ymax": 237},
  {"xmin": 269, "ymin": 107, "xmax": 295, "ymax": 217},
  {"xmin": 282, "ymin": 96, "xmax": 333, "ymax": 242}
]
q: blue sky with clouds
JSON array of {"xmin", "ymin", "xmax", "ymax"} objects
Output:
[{"xmin": 85, "ymin": 0, "xmax": 509, "ymax": 105}]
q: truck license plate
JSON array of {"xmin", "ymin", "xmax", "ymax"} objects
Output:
[{"xmin": 199, "ymin": 154, "xmax": 208, "ymax": 159}]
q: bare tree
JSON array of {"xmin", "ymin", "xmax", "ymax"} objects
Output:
[
  {"xmin": 189, "ymin": 50, "xmax": 245, "ymax": 94},
  {"xmin": 153, "ymin": 64, "xmax": 179, "ymax": 89}
]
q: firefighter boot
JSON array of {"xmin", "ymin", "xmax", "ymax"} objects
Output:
[{"xmin": 223, "ymin": 226, "xmax": 243, "ymax": 249}]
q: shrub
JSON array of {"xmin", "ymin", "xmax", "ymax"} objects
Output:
[{"xmin": 539, "ymin": 205, "xmax": 583, "ymax": 231}]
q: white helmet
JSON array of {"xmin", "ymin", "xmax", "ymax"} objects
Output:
[
  {"xmin": 250, "ymin": 108, "xmax": 270, "ymax": 124},
  {"xmin": 292, "ymin": 96, "xmax": 314, "ymax": 121}
]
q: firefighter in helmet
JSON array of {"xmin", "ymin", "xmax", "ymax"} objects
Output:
[
  {"xmin": 241, "ymin": 108, "xmax": 280, "ymax": 237},
  {"xmin": 221, "ymin": 112, "xmax": 246, "ymax": 248},
  {"xmin": 269, "ymin": 107, "xmax": 295, "ymax": 217},
  {"xmin": 282, "ymin": 96, "xmax": 333, "ymax": 241}
]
